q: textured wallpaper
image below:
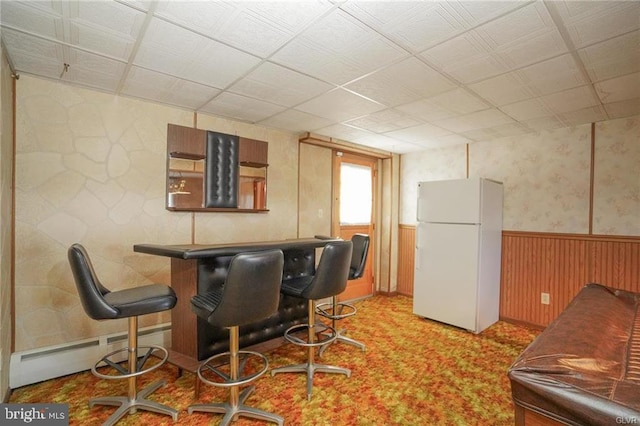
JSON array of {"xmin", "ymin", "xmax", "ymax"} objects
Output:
[
  {"xmin": 593, "ymin": 117, "xmax": 640, "ymax": 235},
  {"xmin": 470, "ymin": 125, "xmax": 592, "ymax": 233},
  {"xmin": 399, "ymin": 145, "xmax": 467, "ymax": 224},
  {"xmin": 400, "ymin": 117, "xmax": 639, "ymax": 237},
  {"xmin": 13, "ymin": 76, "xmax": 302, "ymax": 352},
  {"xmin": 298, "ymin": 144, "xmax": 332, "ymax": 239},
  {"xmin": 1, "ymin": 42, "xmax": 15, "ymax": 399}
]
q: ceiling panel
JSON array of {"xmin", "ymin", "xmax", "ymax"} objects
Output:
[
  {"xmin": 294, "ymin": 88, "xmax": 386, "ymax": 122},
  {"xmin": 2, "ymin": 0, "xmax": 639, "ymax": 154},
  {"xmin": 229, "ymin": 62, "xmax": 334, "ymax": 107},
  {"xmin": 200, "ymin": 92, "xmax": 286, "ymax": 123}
]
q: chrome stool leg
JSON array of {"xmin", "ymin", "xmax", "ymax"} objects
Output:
[
  {"xmin": 90, "ymin": 317, "xmax": 178, "ymax": 426},
  {"xmin": 317, "ymin": 296, "xmax": 365, "ymax": 357},
  {"xmin": 272, "ymin": 299, "xmax": 351, "ymax": 400},
  {"xmin": 188, "ymin": 327, "xmax": 283, "ymax": 426}
]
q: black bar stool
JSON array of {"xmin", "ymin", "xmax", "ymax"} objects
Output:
[
  {"xmin": 67, "ymin": 244, "xmax": 178, "ymax": 426},
  {"xmin": 317, "ymin": 233, "xmax": 370, "ymax": 356},
  {"xmin": 271, "ymin": 240, "xmax": 353, "ymax": 400},
  {"xmin": 188, "ymin": 249, "xmax": 284, "ymax": 426}
]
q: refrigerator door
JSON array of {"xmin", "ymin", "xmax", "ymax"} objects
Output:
[
  {"xmin": 417, "ymin": 178, "xmax": 481, "ymax": 224},
  {"xmin": 413, "ymin": 222, "xmax": 480, "ymax": 331}
]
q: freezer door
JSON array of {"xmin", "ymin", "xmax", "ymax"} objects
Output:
[
  {"xmin": 417, "ymin": 179, "xmax": 481, "ymax": 224},
  {"xmin": 413, "ymin": 222, "xmax": 480, "ymax": 332}
]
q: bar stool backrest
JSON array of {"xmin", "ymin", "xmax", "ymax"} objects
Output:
[
  {"xmin": 302, "ymin": 240, "xmax": 353, "ymax": 301},
  {"xmin": 68, "ymin": 243, "xmax": 119, "ymax": 320},
  {"xmin": 208, "ymin": 249, "xmax": 284, "ymax": 328},
  {"xmin": 349, "ymin": 234, "xmax": 370, "ymax": 280}
]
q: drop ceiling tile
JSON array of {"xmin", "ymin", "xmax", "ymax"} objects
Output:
[
  {"xmin": 258, "ymin": 109, "xmax": 334, "ymax": 133},
  {"xmin": 461, "ymin": 123, "xmax": 532, "ymax": 142},
  {"xmin": 557, "ymin": 106, "xmax": 607, "ymax": 126},
  {"xmin": 501, "ymin": 98, "xmax": 555, "ymax": 121},
  {"xmin": 579, "ymin": 30, "xmax": 640, "ymax": 82},
  {"xmin": 0, "ymin": 1, "xmax": 62, "ymax": 39},
  {"xmin": 199, "ymin": 92, "xmax": 286, "ymax": 123},
  {"xmin": 523, "ymin": 116, "xmax": 565, "ymax": 131},
  {"xmin": 468, "ymin": 72, "xmax": 535, "ymax": 106},
  {"xmin": 594, "ymin": 72, "xmax": 640, "ymax": 104},
  {"xmin": 396, "ymin": 98, "xmax": 456, "ymax": 122},
  {"xmin": 68, "ymin": 22, "xmax": 135, "ymax": 60},
  {"xmin": 552, "ymin": 1, "xmax": 640, "ymax": 49},
  {"xmin": 603, "ymin": 98, "xmax": 640, "ymax": 119},
  {"xmin": 272, "ymin": 10, "xmax": 408, "ymax": 84},
  {"xmin": 1, "ymin": 29, "xmax": 64, "ymax": 62},
  {"xmin": 314, "ymin": 123, "xmax": 376, "ymax": 143},
  {"xmin": 134, "ymin": 18, "xmax": 261, "ymax": 88},
  {"xmin": 213, "ymin": 1, "xmax": 332, "ymax": 57},
  {"xmin": 294, "ymin": 88, "xmax": 385, "ymax": 122},
  {"xmin": 475, "ymin": 1, "xmax": 554, "ymax": 49},
  {"xmin": 427, "ymin": 88, "xmax": 490, "ymax": 115},
  {"xmin": 494, "ymin": 29, "xmax": 568, "ymax": 71},
  {"xmin": 384, "ymin": 123, "xmax": 452, "ymax": 143},
  {"xmin": 419, "ymin": 133, "xmax": 473, "ymax": 148},
  {"xmin": 341, "ymin": 1, "xmax": 467, "ymax": 52},
  {"xmin": 122, "ymin": 66, "xmax": 221, "ymax": 110},
  {"xmin": 5, "ymin": 50, "xmax": 62, "ymax": 80},
  {"xmin": 157, "ymin": 1, "xmax": 296, "ymax": 57},
  {"xmin": 433, "ymin": 108, "xmax": 514, "ymax": 133},
  {"xmin": 228, "ymin": 62, "xmax": 333, "ymax": 108},
  {"xmin": 541, "ymin": 85, "xmax": 599, "ymax": 114},
  {"xmin": 517, "ymin": 54, "xmax": 586, "ymax": 96},
  {"xmin": 270, "ymin": 37, "xmax": 369, "ymax": 85},
  {"xmin": 345, "ymin": 108, "xmax": 422, "ymax": 133},
  {"xmin": 421, "ymin": 30, "xmax": 491, "ymax": 70},
  {"xmin": 64, "ymin": 49, "xmax": 126, "ymax": 92},
  {"xmin": 345, "ymin": 57, "xmax": 456, "ymax": 107},
  {"xmin": 71, "ymin": 0, "xmax": 145, "ymax": 39},
  {"xmin": 448, "ymin": 1, "xmax": 531, "ymax": 28},
  {"xmin": 349, "ymin": 133, "xmax": 401, "ymax": 151}
]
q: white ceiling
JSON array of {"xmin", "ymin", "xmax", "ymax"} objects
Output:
[{"xmin": 1, "ymin": 0, "xmax": 639, "ymax": 154}]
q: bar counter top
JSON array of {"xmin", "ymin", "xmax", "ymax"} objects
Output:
[{"xmin": 133, "ymin": 237, "xmax": 340, "ymax": 260}]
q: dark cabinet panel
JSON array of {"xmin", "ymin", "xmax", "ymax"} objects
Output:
[
  {"xmin": 167, "ymin": 124, "xmax": 206, "ymax": 159},
  {"xmin": 239, "ymin": 137, "xmax": 268, "ymax": 166}
]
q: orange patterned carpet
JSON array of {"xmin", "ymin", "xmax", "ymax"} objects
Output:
[{"xmin": 10, "ymin": 295, "xmax": 538, "ymax": 425}]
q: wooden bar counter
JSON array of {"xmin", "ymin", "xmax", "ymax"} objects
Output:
[{"xmin": 134, "ymin": 238, "xmax": 340, "ymax": 371}]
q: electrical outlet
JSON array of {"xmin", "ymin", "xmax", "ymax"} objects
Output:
[{"xmin": 541, "ymin": 292, "xmax": 550, "ymax": 305}]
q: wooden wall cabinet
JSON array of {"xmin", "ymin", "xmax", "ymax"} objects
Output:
[{"xmin": 166, "ymin": 124, "xmax": 268, "ymax": 212}]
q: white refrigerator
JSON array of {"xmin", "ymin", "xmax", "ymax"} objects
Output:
[{"xmin": 413, "ymin": 178, "xmax": 503, "ymax": 334}]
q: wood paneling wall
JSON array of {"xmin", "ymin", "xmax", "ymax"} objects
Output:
[
  {"xmin": 397, "ymin": 225, "xmax": 415, "ymax": 296},
  {"xmin": 396, "ymin": 226, "xmax": 640, "ymax": 328}
]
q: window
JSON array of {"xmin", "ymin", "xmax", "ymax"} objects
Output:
[{"xmin": 340, "ymin": 163, "xmax": 372, "ymax": 225}]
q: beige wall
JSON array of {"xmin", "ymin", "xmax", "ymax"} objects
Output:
[
  {"xmin": 13, "ymin": 76, "xmax": 303, "ymax": 352},
  {"xmin": 1, "ymin": 37, "xmax": 15, "ymax": 400},
  {"xmin": 298, "ymin": 143, "xmax": 332, "ymax": 239},
  {"xmin": 401, "ymin": 116, "xmax": 640, "ymax": 237}
]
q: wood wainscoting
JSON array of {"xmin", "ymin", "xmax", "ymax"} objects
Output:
[{"xmin": 396, "ymin": 226, "xmax": 640, "ymax": 328}]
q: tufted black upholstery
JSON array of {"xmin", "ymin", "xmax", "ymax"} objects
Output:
[
  {"xmin": 196, "ymin": 247, "xmax": 313, "ymax": 360},
  {"xmin": 205, "ymin": 131, "xmax": 238, "ymax": 208},
  {"xmin": 191, "ymin": 249, "xmax": 284, "ymax": 328},
  {"xmin": 68, "ymin": 243, "xmax": 177, "ymax": 320},
  {"xmin": 280, "ymin": 241, "xmax": 353, "ymax": 301}
]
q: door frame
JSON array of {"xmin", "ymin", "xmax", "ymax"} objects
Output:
[{"xmin": 332, "ymin": 151, "xmax": 377, "ymax": 299}]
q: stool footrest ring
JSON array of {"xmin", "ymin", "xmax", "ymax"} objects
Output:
[
  {"xmin": 197, "ymin": 350, "xmax": 269, "ymax": 388},
  {"xmin": 283, "ymin": 323, "xmax": 337, "ymax": 347},
  {"xmin": 92, "ymin": 345, "xmax": 168, "ymax": 380},
  {"xmin": 316, "ymin": 302, "xmax": 357, "ymax": 320}
]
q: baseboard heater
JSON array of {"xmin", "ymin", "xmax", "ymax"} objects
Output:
[{"xmin": 10, "ymin": 323, "xmax": 171, "ymax": 389}]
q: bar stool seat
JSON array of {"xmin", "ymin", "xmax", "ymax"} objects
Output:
[
  {"xmin": 68, "ymin": 243, "xmax": 178, "ymax": 426},
  {"xmin": 271, "ymin": 240, "xmax": 353, "ymax": 400},
  {"xmin": 188, "ymin": 249, "xmax": 285, "ymax": 426},
  {"xmin": 316, "ymin": 233, "xmax": 370, "ymax": 356}
]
